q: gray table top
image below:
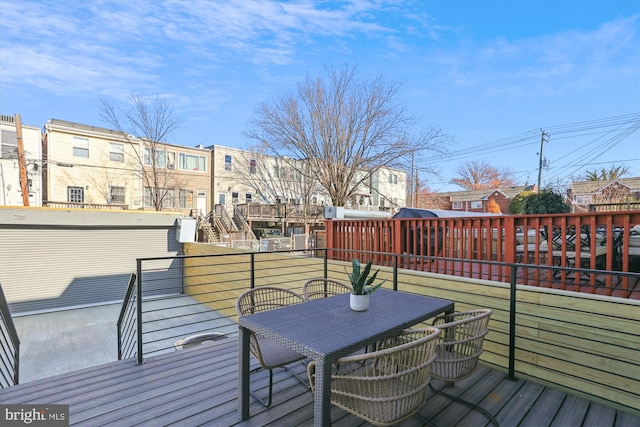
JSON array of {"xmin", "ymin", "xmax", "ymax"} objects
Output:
[{"xmin": 239, "ymin": 289, "xmax": 454, "ymax": 360}]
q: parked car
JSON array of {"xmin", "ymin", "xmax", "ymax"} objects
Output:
[{"xmin": 252, "ymin": 228, "xmax": 291, "ymax": 250}]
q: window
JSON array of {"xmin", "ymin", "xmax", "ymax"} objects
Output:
[
  {"xmin": 0, "ymin": 130, "xmax": 18, "ymax": 159},
  {"xmin": 273, "ymin": 165, "xmax": 280, "ymax": 178},
  {"xmin": 143, "ymin": 148, "xmax": 167, "ymax": 167},
  {"xmin": 110, "ymin": 186, "xmax": 125, "ymax": 204},
  {"xmin": 224, "ymin": 155, "xmax": 232, "ymax": 171},
  {"xmin": 110, "ymin": 143, "xmax": 124, "ymax": 162},
  {"xmin": 246, "ymin": 193, "xmax": 252, "ymax": 203},
  {"xmin": 452, "ymin": 202, "xmax": 462, "ymax": 209},
  {"xmin": 179, "ymin": 153, "xmax": 206, "ymax": 171},
  {"xmin": 388, "ymin": 174, "xmax": 397, "ymax": 184},
  {"xmin": 249, "ymin": 159, "xmax": 257, "ymax": 174},
  {"xmin": 155, "ymin": 149, "xmax": 166, "ymax": 168},
  {"xmin": 232, "ymin": 192, "xmax": 239, "ymax": 204},
  {"xmin": 144, "ymin": 148, "xmax": 151, "ymax": 166},
  {"xmin": 179, "ymin": 189, "xmax": 195, "ymax": 209},
  {"xmin": 167, "ymin": 152, "xmax": 176, "ymax": 169},
  {"xmin": 471, "ymin": 201, "xmax": 483, "ymax": 209},
  {"xmin": 179, "ymin": 189, "xmax": 187, "ymax": 208},
  {"xmin": 574, "ymin": 195, "xmax": 592, "ymax": 204},
  {"xmin": 68, "ymin": 186, "xmax": 84, "ymax": 203},
  {"xmin": 144, "ymin": 187, "xmax": 154, "ymax": 207},
  {"xmin": 165, "ymin": 189, "xmax": 175, "ymax": 208},
  {"xmin": 73, "ymin": 137, "xmax": 89, "ymax": 158}
]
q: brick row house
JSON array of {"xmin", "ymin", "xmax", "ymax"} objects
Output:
[
  {"xmin": 569, "ymin": 178, "xmax": 640, "ymax": 212},
  {"xmin": 422, "ymin": 185, "xmax": 537, "ymax": 214}
]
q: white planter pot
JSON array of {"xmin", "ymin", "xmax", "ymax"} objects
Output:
[{"xmin": 350, "ymin": 293, "xmax": 370, "ymax": 311}]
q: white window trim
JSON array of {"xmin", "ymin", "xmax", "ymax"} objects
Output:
[{"xmin": 73, "ymin": 137, "xmax": 89, "ymax": 158}]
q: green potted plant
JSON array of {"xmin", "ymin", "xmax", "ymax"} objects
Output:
[{"xmin": 346, "ymin": 259, "xmax": 385, "ymax": 311}]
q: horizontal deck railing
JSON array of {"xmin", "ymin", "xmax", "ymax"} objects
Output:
[
  {"xmin": 123, "ymin": 246, "xmax": 639, "ymax": 413},
  {"xmin": 325, "ymin": 210, "xmax": 640, "ymax": 298}
]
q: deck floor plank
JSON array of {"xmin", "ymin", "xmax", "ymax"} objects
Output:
[{"xmin": 1, "ymin": 337, "xmax": 638, "ymax": 427}]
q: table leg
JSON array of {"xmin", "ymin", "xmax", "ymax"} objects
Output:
[
  {"xmin": 314, "ymin": 357, "xmax": 331, "ymax": 427},
  {"xmin": 238, "ymin": 326, "xmax": 250, "ymax": 421}
]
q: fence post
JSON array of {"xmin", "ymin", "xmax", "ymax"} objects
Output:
[
  {"xmin": 323, "ymin": 251, "xmax": 328, "ymax": 279},
  {"xmin": 136, "ymin": 259, "xmax": 143, "ymax": 365},
  {"xmin": 250, "ymin": 253, "xmax": 255, "ymax": 289},
  {"xmin": 508, "ymin": 265, "xmax": 517, "ymax": 380},
  {"xmin": 393, "ymin": 255, "xmax": 398, "ymax": 291}
]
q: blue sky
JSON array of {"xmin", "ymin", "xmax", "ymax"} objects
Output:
[{"xmin": 1, "ymin": 0, "xmax": 639, "ymax": 192}]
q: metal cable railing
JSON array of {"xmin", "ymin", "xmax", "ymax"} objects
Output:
[
  {"xmin": 117, "ymin": 248, "xmax": 638, "ymax": 413},
  {"xmin": 0, "ymin": 284, "xmax": 20, "ymax": 387},
  {"xmin": 117, "ymin": 273, "xmax": 138, "ymax": 361}
]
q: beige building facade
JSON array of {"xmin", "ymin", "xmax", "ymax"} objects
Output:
[
  {"xmin": 43, "ymin": 119, "xmax": 211, "ymax": 215},
  {"xmin": 209, "ymin": 144, "xmax": 407, "ymax": 214}
]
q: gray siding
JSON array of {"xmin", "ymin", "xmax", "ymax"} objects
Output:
[{"xmin": 0, "ymin": 209, "xmax": 185, "ymax": 314}]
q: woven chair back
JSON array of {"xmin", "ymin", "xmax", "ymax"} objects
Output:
[
  {"xmin": 308, "ymin": 327, "xmax": 440, "ymax": 426},
  {"xmin": 302, "ymin": 278, "xmax": 351, "ymax": 301},
  {"xmin": 431, "ymin": 309, "xmax": 492, "ymax": 382}
]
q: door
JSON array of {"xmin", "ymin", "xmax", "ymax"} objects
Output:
[{"xmin": 197, "ymin": 189, "xmax": 207, "ymax": 216}]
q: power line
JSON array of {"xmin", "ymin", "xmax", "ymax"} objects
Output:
[{"xmin": 420, "ymin": 113, "xmax": 640, "ymax": 188}]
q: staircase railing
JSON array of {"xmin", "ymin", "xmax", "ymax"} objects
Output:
[
  {"xmin": 0, "ymin": 284, "xmax": 20, "ymax": 387},
  {"xmin": 208, "ymin": 210, "xmax": 229, "ymax": 237},
  {"xmin": 213, "ymin": 204, "xmax": 238, "ymax": 232},
  {"xmin": 197, "ymin": 213, "xmax": 219, "ymax": 242},
  {"xmin": 233, "ymin": 208, "xmax": 253, "ymax": 237},
  {"xmin": 117, "ymin": 273, "xmax": 138, "ymax": 361}
]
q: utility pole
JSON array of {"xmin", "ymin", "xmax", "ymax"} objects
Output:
[
  {"xmin": 537, "ymin": 129, "xmax": 549, "ymax": 190},
  {"xmin": 410, "ymin": 151, "xmax": 415, "ymax": 207},
  {"xmin": 414, "ymin": 172, "xmax": 419, "ymax": 208},
  {"xmin": 15, "ymin": 114, "xmax": 30, "ymax": 206}
]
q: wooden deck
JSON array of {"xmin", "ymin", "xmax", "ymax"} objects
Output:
[{"xmin": 1, "ymin": 337, "xmax": 638, "ymax": 427}]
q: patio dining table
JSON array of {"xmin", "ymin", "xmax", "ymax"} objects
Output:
[{"xmin": 238, "ymin": 288, "xmax": 454, "ymax": 426}]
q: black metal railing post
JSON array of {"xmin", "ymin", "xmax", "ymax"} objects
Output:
[
  {"xmin": 250, "ymin": 253, "xmax": 255, "ymax": 289},
  {"xmin": 508, "ymin": 264, "xmax": 517, "ymax": 380},
  {"xmin": 136, "ymin": 259, "xmax": 144, "ymax": 365},
  {"xmin": 324, "ymin": 250, "xmax": 328, "ymax": 279},
  {"xmin": 393, "ymin": 254, "xmax": 398, "ymax": 291}
]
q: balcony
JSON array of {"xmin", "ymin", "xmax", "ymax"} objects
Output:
[{"xmin": 1, "ymin": 247, "xmax": 639, "ymax": 425}]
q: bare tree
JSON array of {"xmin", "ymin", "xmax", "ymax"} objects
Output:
[
  {"xmin": 451, "ymin": 160, "xmax": 516, "ymax": 190},
  {"xmin": 233, "ymin": 148, "xmax": 326, "ymax": 232},
  {"xmin": 235, "ymin": 148, "xmax": 325, "ymax": 205},
  {"xmin": 246, "ymin": 65, "xmax": 449, "ymax": 207},
  {"xmin": 99, "ymin": 95, "xmax": 183, "ymax": 211}
]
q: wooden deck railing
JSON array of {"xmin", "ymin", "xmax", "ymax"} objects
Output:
[
  {"xmin": 325, "ymin": 211, "xmax": 640, "ymax": 298},
  {"xmin": 43, "ymin": 201, "xmax": 129, "ymax": 210}
]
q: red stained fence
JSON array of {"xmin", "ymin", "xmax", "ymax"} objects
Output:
[{"xmin": 325, "ymin": 211, "xmax": 640, "ymax": 298}]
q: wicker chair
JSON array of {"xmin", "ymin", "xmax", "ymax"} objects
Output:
[
  {"xmin": 236, "ymin": 286, "xmax": 309, "ymax": 406},
  {"xmin": 307, "ymin": 327, "xmax": 440, "ymax": 426},
  {"xmin": 302, "ymin": 278, "xmax": 351, "ymax": 301},
  {"xmin": 429, "ymin": 309, "xmax": 497, "ymax": 426}
]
